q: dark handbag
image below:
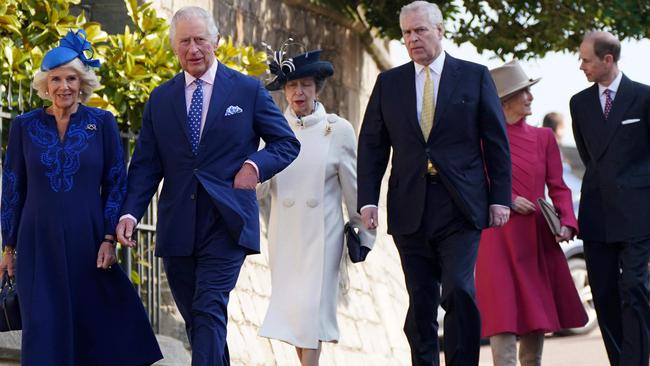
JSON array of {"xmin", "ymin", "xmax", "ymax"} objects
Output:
[
  {"xmin": 537, "ymin": 198, "xmax": 562, "ymax": 236},
  {"xmin": 344, "ymin": 222, "xmax": 370, "ymax": 263},
  {"xmin": 0, "ymin": 271, "xmax": 21, "ymax": 332}
]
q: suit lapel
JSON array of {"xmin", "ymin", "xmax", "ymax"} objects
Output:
[
  {"xmin": 397, "ymin": 62, "xmax": 425, "ymax": 143},
  {"xmin": 432, "ymin": 53, "xmax": 460, "ymax": 133},
  {"xmin": 592, "ymin": 75, "xmax": 636, "ymax": 160},
  {"xmin": 200, "ymin": 63, "xmax": 234, "ymax": 148},
  {"xmin": 171, "ymin": 73, "xmax": 192, "ymax": 146},
  {"xmin": 579, "ymin": 84, "xmax": 607, "ymax": 157}
]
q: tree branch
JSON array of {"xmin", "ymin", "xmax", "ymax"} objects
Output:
[{"xmin": 282, "ymin": 0, "xmax": 393, "ymax": 71}]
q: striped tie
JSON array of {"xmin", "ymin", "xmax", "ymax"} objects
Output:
[{"xmin": 420, "ymin": 67, "xmax": 435, "ymax": 139}]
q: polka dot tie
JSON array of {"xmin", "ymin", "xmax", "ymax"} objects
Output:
[
  {"xmin": 603, "ymin": 88, "xmax": 613, "ymax": 120},
  {"xmin": 188, "ymin": 79, "xmax": 203, "ymax": 155}
]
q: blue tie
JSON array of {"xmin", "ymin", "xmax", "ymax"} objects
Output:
[{"xmin": 188, "ymin": 79, "xmax": 203, "ymax": 155}]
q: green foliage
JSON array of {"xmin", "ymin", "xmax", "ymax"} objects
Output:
[
  {"xmin": 314, "ymin": 0, "xmax": 650, "ymax": 60},
  {"xmin": 217, "ymin": 37, "xmax": 268, "ymax": 77},
  {"xmin": 0, "ymin": 0, "xmax": 107, "ymax": 113},
  {"xmin": 1, "ymin": 0, "xmax": 269, "ymax": 132},
  {"xmin": 455, "ymin": 0, "xmax": 650, "ymax": 60},
  {"xmin": 88, "ymin": 0, "xmax": 178, "ymax": 129}
]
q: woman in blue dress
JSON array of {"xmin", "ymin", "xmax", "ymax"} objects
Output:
[{"xmin": 0, "ymin": 30, "xmax": 163, "ymax": 365}]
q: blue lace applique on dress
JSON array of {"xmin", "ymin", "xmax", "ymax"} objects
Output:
[
  {"xmin": 1, "ymin": 168, "xmax": 20, "ymax": 239},
  {"xmin": 26, "ymin": 113, "xmax": 97, "ymax": 192},
  {"xmin": 103, "ymin": 131, "xmax": 127, "ymax": 228}
]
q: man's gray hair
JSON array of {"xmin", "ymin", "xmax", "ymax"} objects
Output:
[
  {"xmin": 169, "ymin": 6, "xmax": 220, "ymax": 45},
  {"xmin": 400, "ymin": 1, "xmax": 444, "ymax": 29},
  {"xmin": 583, "ymin": 31, "xmax": 621, "ymax": 63}
]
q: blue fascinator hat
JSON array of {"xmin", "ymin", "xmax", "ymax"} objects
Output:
[
  {"xmin": 41, "ymin": 29, "xmax": 101, "ymax": 71},
  {"xmin": 263, "ymin": 39, "xmax": 334, "ymax": 91}
]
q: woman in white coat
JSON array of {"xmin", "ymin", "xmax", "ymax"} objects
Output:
[{"xmin": 258, "ymin": 49, "xmax": 375, "ymax": 366}]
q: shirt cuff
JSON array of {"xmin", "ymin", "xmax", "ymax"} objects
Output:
[
  {"xmin": 244, "ymin": 160, "xmax": 260, "ymax": 182},
  {"xmin": 360, "ymin": 204, "xmax": 378, "ymax": 212},
  {"xmin": 490, "ymin": 204, "xmax": 510, "ymax": 210},
  {"xmin": 120, "ymin": 214, "xmax": 138, "ymax": 226}
]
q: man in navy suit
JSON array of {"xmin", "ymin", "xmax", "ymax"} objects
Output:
[
  {"xmin": 115, "ymin": 6, "xmax": 299, "ymax": 366},
  {"xmin": 357, "ymin": 1, "xmax": 511, "ymax": 365},
  {"xmin": 571, "ymin": 31, "xmax": 650, "ymax": 366}
]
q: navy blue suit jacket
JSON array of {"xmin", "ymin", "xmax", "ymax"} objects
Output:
[
  {"xmin": 358, "ymin": 54, "xmax": 511, "ymax": 234},
  {"xmin": 570, "ymin": 74, "xmax": 650, "ymax": 242},
  {"xmin": 122, "ymin": 63, "xmax": 299, "ymax": 256}
]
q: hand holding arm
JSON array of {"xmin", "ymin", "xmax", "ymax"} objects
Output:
[{"xmin": 489, "ymin": 205, "xmax": 511, "ymax": 228}]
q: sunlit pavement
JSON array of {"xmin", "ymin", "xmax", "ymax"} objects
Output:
[
  {"xmin": 441, "ymin": 329, "xmax": 609, "ymax": 366},
  {"xmin": 482, "ymin": 330, "xmax": 608, "ymax": 366}
]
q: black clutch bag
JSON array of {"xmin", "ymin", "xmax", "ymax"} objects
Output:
[
  {"xmin": 344, "ymin": 222, "xmax": 370, "ymax": 263},
  {"xmin": 0, "ymin": 271, "xmax": 21, "ymax": 332}
]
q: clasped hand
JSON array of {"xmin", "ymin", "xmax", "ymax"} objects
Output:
[
  {"xmin": 96, "ymin": 242, "xmax": 117, "ymax": 270},
  {"xmin": 0, "ymin": 249, "xmax": 15, "ymax": 277}
]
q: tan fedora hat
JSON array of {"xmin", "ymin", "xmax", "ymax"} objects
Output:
[{"xmin": 489, "ymin": 60, "xmax": 541, "ymax": 99}]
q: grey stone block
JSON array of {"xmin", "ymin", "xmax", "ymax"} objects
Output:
[{"xmin": 154, "ymin": 334, "xmax": 191, "ymax": 366}]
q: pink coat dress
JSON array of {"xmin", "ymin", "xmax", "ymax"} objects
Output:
[{"xmin": 476, "ymin": 120, "xmax": 588, "ymax": 337}]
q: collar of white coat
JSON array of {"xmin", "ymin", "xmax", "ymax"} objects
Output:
[{"xmin": 285, "ymin": 101, "xmax": 327, "ymax": 128}]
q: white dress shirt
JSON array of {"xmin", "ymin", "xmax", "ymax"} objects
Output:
[{"xmin": 598, "ymin": 71, "xmax": 622, "ymax": 112}]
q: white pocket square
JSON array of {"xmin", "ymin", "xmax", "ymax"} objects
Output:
[
  {"xmin": 224, "ymin": 105, "xmax": 243, "ymax": 117},
  {"xmin": 621, "ymin": 118, "xmax": 641, "ymax": 125}
]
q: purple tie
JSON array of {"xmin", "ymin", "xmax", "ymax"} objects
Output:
[{"xmin": 603, "ymin": 89, "xmax": 613, "ymax": 119}]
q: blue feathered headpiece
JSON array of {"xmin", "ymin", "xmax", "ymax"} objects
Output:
[{"xmin": 41, "ymin": 29, "xmax": 101, "ymax": 71}]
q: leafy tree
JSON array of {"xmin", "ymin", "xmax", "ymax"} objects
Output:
[
  {"xmin": 91, "ymin": 0, "xmax": 267, "ymax": 130},
  {"xmin": 0, "ymin": 0, "xmax": 268, "ymax": 132},
  {"xmin": 312, "ymin": 0, "xmax": 650, "ymax": 61},
  {"xmin": 0, "ymin": 0, "xmax": 107, "ymax": 115}
]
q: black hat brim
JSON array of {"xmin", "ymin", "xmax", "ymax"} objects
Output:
[{"xmin": 266, "ymin": 61, "xmax": 334, "ymax": 91}]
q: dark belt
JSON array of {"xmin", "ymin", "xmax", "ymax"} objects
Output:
[{"xmin": 427, "ymin": 174, "xmax": 441, "ymax": 184}]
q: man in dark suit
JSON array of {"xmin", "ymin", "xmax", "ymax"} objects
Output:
[
  {"xmin": 115, "ymin": 6, "xmax": 299, "ymax": 366},
  {"xmin": 570, "ymin": 31, "xmax": 650, "ymax": 366},
  {"xmin": 357, "ymin": 1, "xmax": 511, "ymax": 365}
]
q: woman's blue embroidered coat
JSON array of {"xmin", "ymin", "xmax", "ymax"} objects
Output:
[{"xmin": 1, "ymin": 105, "xmax": 162, "ymax": 365}]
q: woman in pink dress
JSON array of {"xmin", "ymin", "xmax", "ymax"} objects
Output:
[{"xmin": 475, "ymin": 60, "xmax": 588, "ymax": 366}]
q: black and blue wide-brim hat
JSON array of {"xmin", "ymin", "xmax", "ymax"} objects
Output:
[
  {"xmin": 41, "ymin": 29, "xmax": 101, "ymax": 71},
  {"xmin": 265, "ymin": 49, "xmax": 334, "ymax": 91}
]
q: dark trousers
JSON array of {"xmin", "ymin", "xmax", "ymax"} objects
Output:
[
  {"xmin": 584, "ymin": 238, "xmax": 650, "ymax": 366},
  {"xmin": 394, "ymin": 177, "xmax": 482, "ymax": 366},
  {"xmin": 163, "ymin": 186, "xmax": 247, "ymax": 366}
]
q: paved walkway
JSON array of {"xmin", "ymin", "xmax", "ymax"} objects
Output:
[{"xmin": 469, "ymin": 329, "xmax": 609, "ymax": 366}]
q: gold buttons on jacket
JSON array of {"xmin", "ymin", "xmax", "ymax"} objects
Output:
[
  {"xmin": 282, "ymin": 198, "xmax": 295, "ymax": 207},
  {"xmin": 306, "ymin": 199, "xmax": 319, "ymax": 208}
]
